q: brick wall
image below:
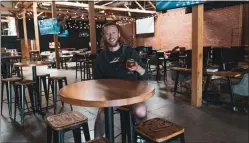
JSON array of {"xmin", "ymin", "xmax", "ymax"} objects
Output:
[{"xmin": 133, "ymin": 5, "xmax": 241, "ymax": 51}]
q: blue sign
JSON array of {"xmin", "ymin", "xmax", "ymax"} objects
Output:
[
  {"xmin": 156, "ymin": 0, "xmax": 206, "ymax": 11},
  {"xmin": 38, "ymin": 18, "xmax": 60, "ymax": 35}
]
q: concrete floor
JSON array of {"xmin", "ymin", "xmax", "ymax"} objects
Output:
[{"xmin": 1, "ymin": 65, "xmax": 248, "ymax": 143}]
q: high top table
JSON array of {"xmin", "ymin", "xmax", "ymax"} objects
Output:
[{"xmin": 59, "ymin": 79, "xmax": 155, "ymax": 142}]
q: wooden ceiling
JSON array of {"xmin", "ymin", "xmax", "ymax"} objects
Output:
[{"xmin": 0, "ymin": 1, "xmax": 156, "ymax": 20}]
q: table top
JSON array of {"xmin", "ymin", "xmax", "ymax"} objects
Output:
[
  {"xmin": 14, "ymin": 61, "xmax": 51, "ymax": 67},
  {"xmin": 238, "ymin": 62, "xmax": 248, "ymax": 69},
  {"xmin": 170, "ymin": 67, "xmax": 246, "ymax": 78},
  {"xmin": 59, "ymin": 79, "xmax": 155, "ymax": 107},
  {"xmin": 1, "ymin": 55, "xmax": 22, "ymax": 59},
  {"xmin": 60, "ymin": 55, "xmax": 74, "ymax": 58}
]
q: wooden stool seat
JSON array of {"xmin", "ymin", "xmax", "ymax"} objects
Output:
[
  {"xmin": 37, "ymin": 73, "xmax": 50, "ymax": 77},
  {"xmin": 15, "ymin": 80, "xmax": 36, "ymax": 85},
  {"xmin": 88, "ymin": 138, "xmax": 111, "ymax": 143},
  {"xmin": 119, "ymin": 105, "xmax": 133, "ymax": 111},
  {"xmin": 49, "ymin": 76, "xmax": 66, "ymax": 80},
  {"xmin": 1, "ymin": 77, "xmax": 22, "ymax": 82},
  {"xmin": 46, "ymin": 111, "xmax": 87, "ymax": 130},
  {"xmin": 135, "ymin": 118, "xmax": 184, "ymax": 142}
]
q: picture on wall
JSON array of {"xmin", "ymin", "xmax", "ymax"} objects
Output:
[{"xmin": 38, "ymin": 18, "xmax": 60, "ymax": 35}]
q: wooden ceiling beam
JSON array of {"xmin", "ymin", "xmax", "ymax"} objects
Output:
[
  {"xmin": 148, "ymin": 1, "xmax": 156, "ymax": 10},
  {"xmin": 0, "ymin": 7, "xmax": 19, "ymax": 12},
  {"xmin": 101, "ymin": 0, "xmax": 117, "ymax": 6},
  {"xmin": 19, "ymin": 2, "xmax": 33, "ymax": 14},
  {"xmin": 135, "ymin": 0, "xmax": 145, "ymax": 10},
  {"xmin": 1, "ymin": 4, "xmax": 16, "ymax": 15},
  {"xmin": 55, "ymin": 2, "xmax": 156, "ymax": 14},
  {"xmin": 24, "ymin": 8, "xmax": 130, "ymax": 19}
]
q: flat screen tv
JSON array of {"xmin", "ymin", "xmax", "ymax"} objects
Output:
[
  {"xmin": 136, "ymin": 17, "xmax": 154, "ymax": 34},
  {"xmin": 38, "ymin": 18, "xmax": 60, "ymax": 35},
  {"xmin": 156, "ymin": 0, "xmax": 206, "ymax": 11}
]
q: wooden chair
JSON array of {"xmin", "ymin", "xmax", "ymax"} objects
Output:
[
  {"xmin": 135, "ymin": 118, "xmax": 185, "ymax": 143},
  {"xmin": 231, "ymin": 73, "xmax": 249, "ymax": 96},
  {"xmin": 46, "ymin": 111, "xmax": 90, "ymax": 143},
  {"xmin": 231, "ymin": 73, "xmax": 249, "ymax": 110}
]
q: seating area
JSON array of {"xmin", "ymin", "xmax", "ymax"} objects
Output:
[{"xmin": 1, "ymin": 1, "xmax": 248, "ymax": 143}]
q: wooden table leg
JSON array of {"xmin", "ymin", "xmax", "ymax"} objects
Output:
[{"xmin": 104, "ymin": 107, "xmax": 114, "ymax": 143}]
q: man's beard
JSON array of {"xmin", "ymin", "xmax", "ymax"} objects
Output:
[{"xmin": 104, "ymin": 39, "xmax": 119, "ymax": 48}]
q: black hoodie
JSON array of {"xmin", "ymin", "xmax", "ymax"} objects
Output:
[{"xmin": 95, "ymin": 44, "xmax": 148, "ymax": 81}]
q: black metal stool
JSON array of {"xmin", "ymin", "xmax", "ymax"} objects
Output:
[
  {"xmin": 48, "ymin": 76, "xmax": 73, "ymax": 114},
  {"xmin": 46, "ymin": 111, "xmax": 90, "ymax": 143},
  {"xmin": 14, "ymin": 80, "xmax": 37, "ymax": 125},
  {"xmin": 83, "ymin": 60, "xmax": 92, "ymax": 80},
  {"xmin": 119, "ymin": 107, "xmax": 135, "ymax": 143},
  {"xmin": 75, "ymin": 54, "xmax": 87, "ymax": 81},
  {"xmin": 1, "ymin": 77, "xmax": 22, "ymax": 117},
  {"xmin": 36, "ymin": 74, "xmax": 50, "ymax": 111}
]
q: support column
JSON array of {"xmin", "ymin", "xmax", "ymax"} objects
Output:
[
  {"xmin": 51, "ymin": 1, "xmax": 60, "ymax": 69},
  {"xmin": 22, "ymin": 10, "xmax": 29, "ymax": 59},
  {"xmin": 33, "ymin": 2, "xmax": 40, "ymax": 52},
  {"xmin": 191, "ymin": 4, "xmax": 204, "ymax": 107},
  {"xmin": 15, "ymin": 16, "xmax": 19, "ymax": 38},
  {"xmin": 88, "ymin": 1, "xmax": 96, "ymax": 77},
  {"xmin": 155, "ymin": 13, "xmax": 161, "ymax": 50},
  {"xmin": 132, "ymin": 21, "xmax": 137, "ymax": 47},
  {"xmin": 241, "ymin": 4, "xmax": 249, "ymax": 45}
]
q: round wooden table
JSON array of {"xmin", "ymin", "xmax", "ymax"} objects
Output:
[{"xmin": 59, "ymin": 79, "xmax": 155, "ymax": 142}]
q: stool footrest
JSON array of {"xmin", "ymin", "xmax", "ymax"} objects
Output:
[{"xmin": 88, "ymin": 138, "xmax": 112, "ymax": 143}]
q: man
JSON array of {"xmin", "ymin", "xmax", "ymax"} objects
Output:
[{"xmin": 94, "ymin": 22, "xmax": 148, "ymax": 138}]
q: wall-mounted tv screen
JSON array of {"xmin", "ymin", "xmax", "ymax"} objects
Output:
[
  {"xmin": 156, "ymin": 0, "xmax": 206, "ymax": 11},
  {"xmin": 136, "ymin": 17, "xmax": 154, "ymax": 35},
  {"xmin": 38, "ymin": 18, "xmax": 60, "ymax": 35}
]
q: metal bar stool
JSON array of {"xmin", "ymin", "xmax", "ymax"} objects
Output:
[
  {"xmin": 1, "ymin": 77, "xmax": 22, "ymax": 118},
  {"xmin": 135, "ymin": 118, "xmax": 185, "ymax": 143},
  {"xmin": 13, "ymin": 80, "xmax": 37, "ymax": 125},
  {"xmin": 36, "ymin": 74, "xmax": 50, "ymax": 111},
  {"xmin": 48, "ymin": 76, "xmax": 73, "ymax": 114},
  {"xmin": 46, "ymin": 111, "xmax": 90, "ymax": 143},
  {"xmin": 75, "ymin": 54, "xmax": 87, "ymax": 81},
  {"xmin": 119, "ymin": 107, "xmax": 135, "ymax": 143}
]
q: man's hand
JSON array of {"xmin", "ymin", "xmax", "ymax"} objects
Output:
[{"xmin": 127, "ymin": 62, "xmax": 145, "ymax": 75}]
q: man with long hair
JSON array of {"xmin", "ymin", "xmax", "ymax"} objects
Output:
[{"xmin": 94, "ymin": 22, "xmax": 148, "ymax": 138}]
